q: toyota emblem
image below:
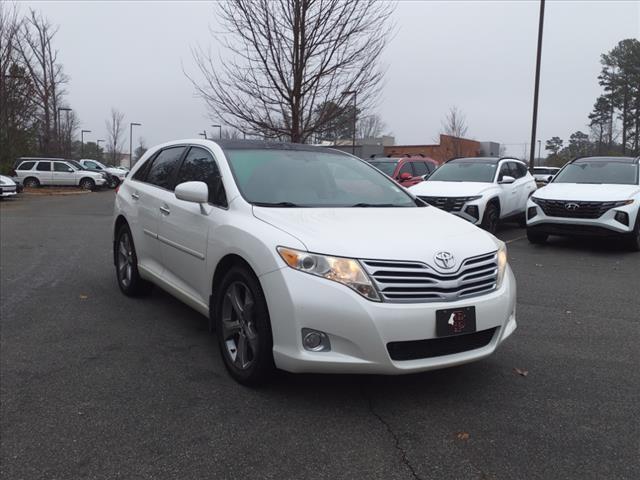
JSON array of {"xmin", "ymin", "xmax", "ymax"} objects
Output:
[
  {"xmin": 434, "ymin": 251, "xmax": 456, "ymax": 269},
  {"xmin": 565, "ymin": 202, "xmax": 580, "ymax": 211}
]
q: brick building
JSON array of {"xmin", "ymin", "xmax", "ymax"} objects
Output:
[{"xmin": 383, "ymin": 135, "xmax": 481, "ymax": 164}]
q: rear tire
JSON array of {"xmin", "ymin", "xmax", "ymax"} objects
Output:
[
  {"xmin": 23, "ymin": 177, "xmax": 39, "ymax": 188},
  {"xmin": 481, "ymin": 203, "xmax": 499, "ymax": 234},
  {"xmin": 114, "ymin": 224, "xmax": 153, "ymax": 296},
  {"xmin": 527, "ymin": 229, "xmax": 548, "ymax": 244},
  {"xmin": 214, "ymin": 264, "xmax": 274, "ymax": 386},
  {"xmin": 79, "ymin": 178, "xmax": 95, "ymax": 191}
]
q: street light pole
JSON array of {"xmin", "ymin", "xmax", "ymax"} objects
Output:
[
  {"xmin": 129, "ymin": 122, "xmax": 141, "ymax": 168},
  {"xmin": 211, "ymin": 124, "xmax": 222, "ymax": 139},
  {"xmin": 528, "ymin": 0, "xmax": 545, "ymax": 172},
  {"xmin": 81, "ymin": 129, "xmax": 91, "ymax": 158},
  {"xmin": 342, "ymin": 90, "xmax": 357, "ymax": 155}
]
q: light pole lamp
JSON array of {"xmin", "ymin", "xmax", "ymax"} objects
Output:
[
  {"xmin": 81, "ymin": 129, "xmax": 91, "ymax": 158},
  {"xmin": 211, "ymin": 124, "xmax": 222, "ymax": 139},
  {"xmin": 129, "ymin": 122, "xmax": 141, "ymax": 168},
  {"xmin": 342, "ymin": 90, "xmax": 357, "ymax": 155}
]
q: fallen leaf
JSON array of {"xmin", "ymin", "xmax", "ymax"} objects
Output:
[
  {"xmin": 79, "ymin": 295, "xmax": 88, "ymax": 300},
  {"xmin": 565, "ymin": 310, "xmax": 572, "ymax": 314},
  {"xmin": 513, "ymin": 367, "xmax": 529, "ymax": 377},
  {"xmin": 456, "ymin": 432, "xmax": 470, "ymax": 441},
  {"xmin": 535, "ymin": 263, "xmax": 543, "ymax": 267}
]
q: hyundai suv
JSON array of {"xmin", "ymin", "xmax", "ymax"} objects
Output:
[
  {"xmin": 527, "ymin": 156, "xmax": 640, "ymax": 250},
  {"xmin": 113, "ymin": 140, "xmax": 516, "ymax": 385}
]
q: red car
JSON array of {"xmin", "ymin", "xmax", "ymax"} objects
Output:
[{"xmin": 368, "ymin": 155, "xmax": 439, "ymax": 187}]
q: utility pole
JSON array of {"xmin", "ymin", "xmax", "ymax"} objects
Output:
[{"xmin": 528, "ymin": 0, "xmax": 545, "ymax": 173}]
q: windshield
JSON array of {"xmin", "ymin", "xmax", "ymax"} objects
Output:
[
  {"xmin": 553, "ymin": 160, "xmax": 638, "ymax": 185},
  {"xmin": 225, "ymin": 149, "xmax": 417, "ymax": 207},
  {"xmin": 368, "ymin": 160, "xmax": 398, "ymax": 177},
  {"xmin": 427, "ymin": 161, "xmax": 497, "ymax": 183},
  {"xmin": 67, "ymin": 160, "xmax": 83, "ymax": 170}
]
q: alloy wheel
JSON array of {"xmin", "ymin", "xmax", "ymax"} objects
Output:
[
  {"xmin": 117, "ymin": 232, "xmax": 134, "ymax": 288},
  {"xmin": 221, "ymin": 281, "xmax": 258, "ymax": 370}
]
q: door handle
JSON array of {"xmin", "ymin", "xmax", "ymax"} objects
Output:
[
  {"xmin": 131, "ymin": 192, "xmax": 140, "ymax": 200},
  {"xmin": 159, "ymin": 206, "xmax": 171, "ymax": 215}
]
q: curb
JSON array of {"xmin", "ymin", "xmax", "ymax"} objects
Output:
[{"xmin": 22, "ymin": 189, "xmax": 92, "ymax": 196}]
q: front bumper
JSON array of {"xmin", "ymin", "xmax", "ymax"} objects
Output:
[
  {"xmin": 95, "ymin": 178, "xmax": 107, "ymax": 186},
  {"xmin": 0, "ymin": 187, "xmax": 17, "ymax": 197},
  {"xmin": 260, "ymin": 265, "xmax": 516, "ymax": 374},
  {"xmin": 526, "ymin": 200, "xmax": 637, "ymax": 235}
]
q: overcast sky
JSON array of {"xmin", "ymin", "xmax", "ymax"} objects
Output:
[{"xmin": 23, "ymin": 0, "xmax": 640, "ymax": 157}]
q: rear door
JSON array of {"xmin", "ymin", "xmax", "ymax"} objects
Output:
[
  {"xmin": 158, "ymin": 146, "xmax": 228, "ymax": 304},
  {"xmin": 53, "ymin": 161, "xmax": 75, "ymax": 185},
  {"xmin": 127, "ymin": 146, "xmax": 186, "ymax": 276},
  {"xmin": 34, "ymin": 161, "xmax": 53, "ymax": 185}
]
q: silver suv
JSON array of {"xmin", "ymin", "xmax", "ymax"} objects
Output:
[{"xmin": 15, "ymin": 158, "xmax": 106, "ymax": 190}]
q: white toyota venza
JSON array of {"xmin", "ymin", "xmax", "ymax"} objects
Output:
[
  {"xmin": 113, "ymin": 140, "xmax": 517, "ymax": 384},
  {"xmin": 527, "ymin": 156, "xmax": 640, "ymax": 250}
]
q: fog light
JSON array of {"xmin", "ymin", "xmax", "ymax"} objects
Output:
[
  {"xmin": 465, "ymin": 205, "xmax": 479, "ymax": 221},
  {"xmin": 614, "ymin": 211, "xmax": 629, "ymax": 226},
  {"xmin": 528, "ymin": 206, "xmax": 538, "ymax": 220},
  {"xmin": 302, "ymin": 328, "xmax": 331, "ymax": 352}
]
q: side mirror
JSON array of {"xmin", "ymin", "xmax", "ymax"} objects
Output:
[
  {"xmin": 499, "ymin": 175, "xmax": 515, "ymax": 184},
  {"xmin": 399, "ymin": 172, "xmax": 412, "ymax": 181},
  {"xmin": 175, "ymin": 181, "xmax": 209, "ymax": 214},
  {"xmin": 67, "ymin": 168, "xmax": 74, "ymax": 172}
]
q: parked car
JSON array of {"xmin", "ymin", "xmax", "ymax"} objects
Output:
[
  {"xmin": 68, "ymin": 160, "xmax": 117, "ymax": 189},
  {"xmin": 78, "ymin": 159, "xmax": 127, "ymax": 186},
  {"xmin": 532, "ymin": 166, "xmax": 560, "ymax": 183},
  {"xmin": 527, "ymin": 156, "xmax": 640, "ymax": 250},
  {"xmin": 113, "ymin": 140, "xmax": 516, "ymax": 385},
  {"xmin": 0, "ymin": 175, "xmax": 18, "ymax": 198},
  {"xmin": 367, "ymin": 155, "xmax": 439, "ymax": 187},
  {"xmin": 14, "ymin": 158, "xmax": 106, "ymax": 190},
  {"xmin": 409, "ymin": 157, "xmax": 537, "ymax": 233}
]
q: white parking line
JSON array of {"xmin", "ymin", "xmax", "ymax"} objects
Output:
[{"xmin": 506, "ymin": 235, "xmax": 527, "ymax": 244}]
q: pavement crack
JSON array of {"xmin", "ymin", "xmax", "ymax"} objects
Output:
[{"xmin": 361, "ymin": 385, "xmax": 423, "ymax": 480}]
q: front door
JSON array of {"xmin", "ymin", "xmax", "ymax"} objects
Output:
[{"xmin": 53, "ymin": 162, "xmax": 75, "ymax": 185}]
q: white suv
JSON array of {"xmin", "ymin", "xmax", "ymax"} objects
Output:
[
  {"xmin": 527, "ymin": 156, "xmax": 640, "ymax": 250},
  {"xmin": 532, "ymin": 166, "xmax": 560, "ymax": 184},
  {"xmin": 113, "ymin": 140, "xmax": 517, "ymax": 385},
  {"xmin": 15, "ymin": 158, "xmax": 106, "ymax": 190},
  {"xmin": 409, "ymin": 157, "xmax": 537, "ymax": 233}
]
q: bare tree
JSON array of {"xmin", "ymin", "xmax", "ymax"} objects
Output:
[
  {"xmin": 441, "ymin": 106, "xmax": 469, "ymax": 158},
  {"xmin": 188, "ymin": 0, "xmax": 394, "ymax": 143},
  {"xmin": 14, "ymin": 9, "xmax": 68, "ymax": 155},
  {"xmin": 105, "ymin": 108, "xmax": 125, "ymax": 164},
  {"xmin": 358, "ymin": 113, "xmax": 386, "ymax": 139},
  {"xmin": 59, "ymin": 108, "xmax": 78, "ymax": 158}
]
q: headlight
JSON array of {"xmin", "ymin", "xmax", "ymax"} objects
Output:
[
  {"xmin": 277, "ymin": 247, "xmax": 380, "ymax": 301},
  {"xmin": 530, "ymin": 196, "xmax": 541, "ymax": 205},
  {"xmin": 496, "ymin": 242, "xmax": 508, "ymax": 289},
  {"xmin": 465, "ymin": 195, "xmax": 482, "ymax": 202}
]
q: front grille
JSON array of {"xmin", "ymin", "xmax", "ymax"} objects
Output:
[
  {"xmin": 387, "ymin": 327, "xmax": 498, "ymax": 361},
  {"xmin": 418, "ymin": 196, "xmax": 475, "ymax": 212},
  {"xmin": 361, "ymin": 252, "xmax": 498, "ymax": 303},
  {"xmin": 534, "ymin": 199, "xmax": 628, "ymax": 219}
]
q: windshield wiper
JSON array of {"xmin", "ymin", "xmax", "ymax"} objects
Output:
[
  {"xmin": 350, "ymin": 203, "xmax": 399, "ymax": 207},
  {"xmin": 252, "ymin": 201, "xmax": 301, "ymax": 207}
]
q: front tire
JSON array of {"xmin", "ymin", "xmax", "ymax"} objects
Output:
[
  {"xmin": 481, "ymin": 203, "xmax": 499, "ymax": 234},
  {"xmin": 79, "ymin": 178, "xmax": 95, "ymax": 191},
  {"xmin": 107, "ymin": 177, "xmax": 119, "ymax": 189},
  {"xmin": 114, "ymin": 224, "xmax": 152, "ymax": 296},
  {"xmin": 527, "ymin": 229, "xmax": 548, "ymax": 244},
  {"xmin": 214, "ymin": 264, "xmax": 274, "ymax": 386}
]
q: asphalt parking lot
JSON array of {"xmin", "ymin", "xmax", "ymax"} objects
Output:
[{"xmin": 1, "ymin": 191, "xmax": 639, "ymax": 480}]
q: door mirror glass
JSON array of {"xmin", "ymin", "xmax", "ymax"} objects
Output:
[
  {"xmin": 175, "ymin": 181, "xmax": 209, "ymax": 204},
  {"xmin": 499, "ymin": 175, "xmax": 515, "ymax": 184}
]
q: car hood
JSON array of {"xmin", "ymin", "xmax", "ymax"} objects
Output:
[
  {"xmin": 0, "ymin": 175, "xmax": 16, "ymax": 186},
  {"xmin": 409, "ymin": 181, "xmax": 494, "ymax": 197},
  {"xmin": 534, "ymin": 183, "xmax": 640, "ymax": 201},
  {"xmin": 106, "ymin": 167, "xmax": 126, "ymax": 176},
  {"xmin": 253, "ymin": 206, "xmax": 499, "ymax": 265}
]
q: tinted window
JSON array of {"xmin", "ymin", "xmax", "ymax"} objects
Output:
[
  {"xmin": 175, "ymin": 147, "xmax": 227, "ymax": 206},
  {"xmin": 413, "ymin": 162, "xmax": 428, "ymax": 176},
  {"xmin": 553, "ymin": 160, "xmax": 638, "ymax": 185},
  {"xmin": 84, "ymin": 161, "xmax": 100, "ymax": 169},
  {"xmin": 17, "ymin": 161, "xmax": 35, "ymax": 170},
  {"xmin": 225, "ymin": 149, "xmax": 416, "ymax": 207},
  {"xmin": 425, "ymin": 162, "xmax": 436, "ymax": 173},
  {"xmin": 516, "ymin": 163, "xmax": 528, "ymax": 178},
  {"xmin": 144, "ymin": 147, "xmax": 185, "ymax": 189},
  {"xmin": 54, "ymin": 162, "xmax": 72, "ymax": 172},
  {"xmin": 429, "ymin": 161, "xmax": 498, "ymax": 183},
  {"xmin": 507, "ymin": 162, "xmax": 522, "ymax": 178},
  {"xmin": 36, "ymin": 162, "xmax": 51, "ymax": 172},
  {"xmin": 398, "ymin": 163, "xmax": 414, "ymax": 176}
]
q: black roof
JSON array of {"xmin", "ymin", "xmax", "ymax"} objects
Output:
[
  {"xmin": 448, "ymin": 157, "xmax": 501, "ymax": 164},
  {"xmin": 572, "ymin": 156, "xmax": 638, "ymax": 164}
]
